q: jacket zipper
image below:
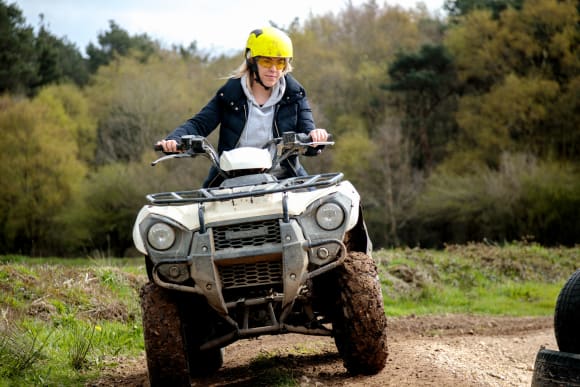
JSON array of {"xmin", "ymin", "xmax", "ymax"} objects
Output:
[{"xmin": 234, "ymin": 103, "xmax": 249, "ymax": 148}]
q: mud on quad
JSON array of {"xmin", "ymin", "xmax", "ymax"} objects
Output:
[{"xmin": 133, "ymin": 132, "xmax": 388, "ymax": 385}]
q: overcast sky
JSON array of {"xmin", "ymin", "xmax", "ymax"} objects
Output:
[{"xmin": 16, "ymin": 0, "xmax": 445, "ymax": 56}]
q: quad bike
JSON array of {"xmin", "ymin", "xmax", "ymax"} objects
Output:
[{"xmin": 133, "ymin": 132, "xmax": 388, "ymax": 385}]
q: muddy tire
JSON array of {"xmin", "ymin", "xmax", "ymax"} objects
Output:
[
  {"xmin": 531, "ymin": 348, "xmax": 580, "ymax": 386},
  {"xmin": 331, "ymin": 252, "xmax": 388, "ymax": 375},
  {"xmin": 140, "ymin": 282, "xmax": 190, "ymax": 386},
  {"xmin": 554, "ymin": 269, "xmax": 580, "ymax": 354},
  {"xmin": 179, "ymin": 297, "xmax": 224, "ymax": 377}
]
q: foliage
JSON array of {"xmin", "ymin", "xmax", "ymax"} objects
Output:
[
  {"xmin": 60, "ymin": 161, "xmax": 157, "ymax": 256},
  {"xmin": 453, "ymin": 74, "xmax": 560, "ymax": 167},
  {"xmin": 34, "ymin": 23, "xmax": 89, "ymax": 90},
  {"xmin": 444, "ymin": 0, "xmax": 524, "ymax": 19},
  {"xmin": 0, "ymin": 1, "xmax": 37, "ymax": 95},
  {"xmin": 86, "ymin": 51, "xmax": 227, "ymax": 164},
  {"xmin": 0, "ymin": 258, "xmax": 145, "ymax": 385},
  {"xmin": 0, "ymin": 89, "xmax": 90, "ymax": 255},
  {"xmin": 444, "ymin": 0, "xmax": 580, "ymax": 167},
  {"xmin": 86, "ymin": 20, "xmax": 159, "ymax": 73},
  {"xmin": 68, "ymin": 323, "xmax": 98, "ymax": 370},
  {"xmin": 405, "ymin": 155, "xmax": 580, "ymax": 247},
  {"xmin": 332, "ymin": 120, "xmax": 375, "ymax": 186},
  {"xmin": 37, "ymin": 83, "xmax": 97, "ymax": 164},
  {"xmin": 293, "ymin": 2, "xmax": 435, "ymax": 134},
  {"xmin": 1, "ymin": 0, "xmax": 579, "ymax": 252},
  {"xmin": 386, "ymin": 44, "xmax": 458, "ymax": 170},
  {"xmin": 0, "ymin": 1, "xmax": 90, "ymax": 95},
  {"xmin": 362, "ymin": 117, "xmax": 423, "ymax": 247},
  {"xmin": 0, "ymin": 323, "xmax": 50, "ymax": 377},
  {"xmin": 290, "ymin": 2, "xmax": 446, "ymax": 248}
]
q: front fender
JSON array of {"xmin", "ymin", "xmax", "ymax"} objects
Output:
[{"xmin": 345, "ymin": 205, "xmax": 373, "ymax": 256}]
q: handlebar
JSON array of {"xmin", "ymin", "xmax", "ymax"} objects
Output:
[
  {"xmin": 155, "ymin": 132, "xmax": 333, "ymax": 153},
  {"xmin": 284, "ymin": 132, "xmax": 333, "ymax": 143},
  {"xmin": 151, "ymin": 131, "xmax": 333, "ymax": 169}
]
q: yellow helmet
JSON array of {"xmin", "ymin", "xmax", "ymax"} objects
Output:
[{"xmin": 245, "ymin": 27, "xmax": 293, "ymax": 59}]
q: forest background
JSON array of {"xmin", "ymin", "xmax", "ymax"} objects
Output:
[{"xmin": 0, "ymin": 0, "xmax": 578, "ymax": 257}]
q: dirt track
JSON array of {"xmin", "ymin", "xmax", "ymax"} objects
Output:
[{"xmin": 91, "ymin": 314, "xmax": 555, "ymax": 387}]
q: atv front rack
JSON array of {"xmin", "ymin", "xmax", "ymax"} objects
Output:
[{"xmin": 146, "ymin": 172, "xmax": 344, "ymax": 205}]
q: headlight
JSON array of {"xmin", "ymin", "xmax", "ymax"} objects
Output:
[
  {"xmin": 147, "ymin": 223, "xmax": 175, "ymax": 250},
  {"xmin": 315, "ymin": 203, "xmax": 345, "ymax": 231}
]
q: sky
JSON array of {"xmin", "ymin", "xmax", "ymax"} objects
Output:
[{"xmin": 15, "ymin": 0, "xmax": 446, "ymax": 56}]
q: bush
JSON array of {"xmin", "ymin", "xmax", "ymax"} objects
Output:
[{"xmin": 405, "ymin": 154, "xmax": 580, "ymax": 247}]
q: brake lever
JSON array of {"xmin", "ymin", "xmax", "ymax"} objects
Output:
[
  {"xmin": 151, "ymin": 152, "xmax": 193, "ymax": 166},
  {"xmin": 300, "ymin": 141, "xmax": 335, "ymax": 147}
]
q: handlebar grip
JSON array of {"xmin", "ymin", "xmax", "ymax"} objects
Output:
[
  {"xmin": 153, "ymin": 142, "xmax": 185, "ymax": 152},
  {"xmin": 305, "ymin": 132, "xmax": 333, "ymax": 143},
  {"xmin": 303, "ymin": 132, "xmax": 333, "ymax": 142}
]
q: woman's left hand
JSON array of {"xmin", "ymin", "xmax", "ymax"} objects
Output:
[{"xmin": 309, "ymin": 128, "xmax": 329, "ymax": 143}]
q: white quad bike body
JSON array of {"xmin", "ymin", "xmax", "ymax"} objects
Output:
[{"xmin": 133, "ymin": 133, "xmax": 387, "ymax": 385}]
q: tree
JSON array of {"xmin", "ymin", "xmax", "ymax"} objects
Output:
[
  {"xmin": 38, "ymin": 84, "xmax": 97, "ymax": 164},
  {"xmin": 385, "ymin": 44, "xmax": 458, "ymax": 171},
  {"xmin": 62, "ymin": 161, "xmax": 151, "ymax": 256},
  {"xmin": 404, "ymin": 0, "xmax": 580, "ymax": 247},
  {"xmin": 85, "ymin": 49, "xmax": 234, "ymax": 164},
  {"xmin": 365, "ymin": 117, "xmax": 423, "ymax": 247},
  {"xmin": 293, "ymin": 2, "xmax": 428, "ymax": 135},
  {"xmin": 0, "ymin": 1, "xmax": 37, "ymax": 94},
  {"xmin": 453, "ymin": 74, "xmax": 560, "ymax": 168},
  {"xmin": 444, "ymin": 0, "xmax": 580, "ymax": 167},
  {"xmin": 0, "ymin": 2, "xmax": 89, "ymax": 95},
  {"xmin": 34, "ymin": 23, "xmax": 89, "ymax": 89},
  {"xmin": 0, "ymin": 89, "xmax": 88, "ymax": 255},
  {"xmin": 86, "ymin": 20, "xmax": 158, "ymax": 73},
  {"xmin": 444, "ymin": 0, "xmax": 524, "ymax": 19}
]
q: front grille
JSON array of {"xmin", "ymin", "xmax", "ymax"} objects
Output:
[
  {"xmin": 213, "ymin": 219, "xmax": 280, "ymax": 250},
  {"xmin": 219, "ymin": 260, "xmax": 283, "ymax": 289}
]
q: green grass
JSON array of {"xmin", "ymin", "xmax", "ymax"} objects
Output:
[
  {"xmin": 376, "ymin": 242, "xmax": 578, "ymax": 317},
  {"xmin": 0, "ymin": 258, "xmax": 146, "ymax": 386},
  {"xmin": 248, "ymin": 353, "xmax": 300, "ymax": 386},
  {"xmin": 0, "ymin": 242, "xmax": 577, "ymax": 385}
]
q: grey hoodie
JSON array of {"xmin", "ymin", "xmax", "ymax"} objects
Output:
[{"xmin": 238, "ymin": 73, "xmax": 286, "ymax": 150}]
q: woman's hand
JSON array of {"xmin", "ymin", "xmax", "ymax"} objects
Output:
[
  {"xmin": 309, "ymin": 128, "xmax": 329, "ymax": 143},
  {"xmin": 156, "ymin": 139, "xmax": 180, "ymax": 153}
]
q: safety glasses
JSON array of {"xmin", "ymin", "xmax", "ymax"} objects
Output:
[{"xmin": 256, "ymin": 57, "xmax": 287, "ymax": 70}]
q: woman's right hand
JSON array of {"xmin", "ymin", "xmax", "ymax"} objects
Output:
[{"xmin": 156, "ymin": 139, "xmax": 180, "ymax": 153}]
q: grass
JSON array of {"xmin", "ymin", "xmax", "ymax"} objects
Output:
[
  {"xmin": 376, "ymin": 242, "xmax": 578, "ymax": 317},
  {"xmin": 0, "ymin": 242, "xmax": 577, "ymax": 385},
  {"xmin": 0, "ymin": 257, "xmax": 146, "ymax": 386}
]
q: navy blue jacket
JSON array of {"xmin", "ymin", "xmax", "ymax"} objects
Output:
[{"xmin": 167, "ymin": 74, "xmax": 318, "ymax": 187}]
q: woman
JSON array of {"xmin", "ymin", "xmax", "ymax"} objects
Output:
[{"xmin": 157, "ymin": 26, "xmax": 328, "ymax": 187}]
